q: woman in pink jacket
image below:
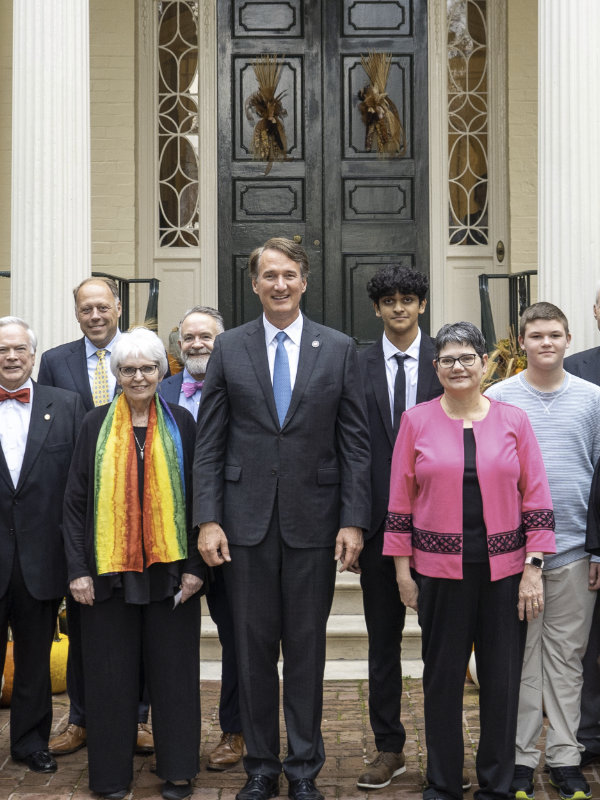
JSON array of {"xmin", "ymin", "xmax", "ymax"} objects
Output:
[{"xmin": 383, "ymin": 321, "xmax": 555, "ymax": 800}]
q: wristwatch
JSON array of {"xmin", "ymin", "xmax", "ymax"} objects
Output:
[{"xmin": 524, "ymin": 556, "xmax": 544, "ymax": 569}]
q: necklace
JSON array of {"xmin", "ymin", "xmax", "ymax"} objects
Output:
[{"xmin": 133, "ymin": 429, "xmax": 146, "ymax": 460}]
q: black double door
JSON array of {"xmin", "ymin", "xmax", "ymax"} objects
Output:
[{"xmin": 217, "ymin": 0, "xmax": 429, "ymax": 343}]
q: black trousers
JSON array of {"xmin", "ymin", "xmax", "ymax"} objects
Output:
[
  {"xmin": 358, "ymin": 526, "xmax": 407, "ymax": 753},
  {"xmin": 80, "ymin": 593, "xmax": 200, "ymax": 795},
  {"xmin": 224, "ymin": 504, "xmax": 337, "ymax": 781},
  {"xmin": 0, "ymin": 555, "xmax": 60, "ymax": 759},
  {"xmin": 206, "ymin": 565, "xmax": 241, "ymax": 733},
  {"xmin": 578, "ymin": 592, "xmax": 600, "ymax": 753},
  {"xmin": 65, "ymin": 594, "xmax": 150, "ymax": 726},
  {"xmin": 418, "ymin": 565, "xmax": 526, "ymax": 800}
]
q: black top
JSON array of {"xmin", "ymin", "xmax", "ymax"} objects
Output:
[
  {"xmin": 63, "ymin": 401, "xmax": 205, "ymax": 604},
  {"xmin": 462, "ymin": 428, "xmax": 488, "ymax": 563}
]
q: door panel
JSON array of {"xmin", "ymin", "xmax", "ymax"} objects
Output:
[{"xmin": 218, "ymin": 0, "xmax": 429, "ymax": 342}]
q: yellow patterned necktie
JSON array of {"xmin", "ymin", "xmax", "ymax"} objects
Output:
[{"xmin": 92, "ymin": 349, "xmax": 110, "ymax": 406}]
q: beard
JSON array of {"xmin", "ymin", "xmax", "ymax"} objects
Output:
[{"xmin": 183, "ymin": 353, "xmax": 210, "ymax": 377}]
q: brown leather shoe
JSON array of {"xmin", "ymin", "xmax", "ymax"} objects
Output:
[
  {"xmin": 356, "ymin": 751, "xmax": 406, "ymax": 789},
  {"xmin": 207, "ymin": 731, "xmax": 244, "ymax": 770},
  {"xmin": 48, "ymin": 723, "xmax": 87, "ymax": 755},
  {"xmin": 136, "ymin": 722, "xmax": 155, "ymax": 754}
]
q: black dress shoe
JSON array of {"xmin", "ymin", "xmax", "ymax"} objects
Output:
[
  {"xmin": 236, "ymin": 774, "xmax": 280, "ymax": 800},
  {"xmin": 581, "ymin": 748, "xmax": 600, "ymax": 768},
  {"xmin": 162, "ymin": 780, "xmax": 193, "ymax": 800},
  {"xmin": 287, "ymin": 778, "xmax": 323, "ymax": 800},
  {"xmin": 101, "ymin": 791, "xmax": 128, "ymax": 800},
  {"xmin": 17, "ymin": 749, "xmax": 57, "ymax": 773}
]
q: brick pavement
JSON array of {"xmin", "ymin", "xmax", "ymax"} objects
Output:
[{"xmin": 2, "ymin": 679, "xmax": 600, "ymax": 800}]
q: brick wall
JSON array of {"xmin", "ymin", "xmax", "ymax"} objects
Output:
[
  {"xmin": 507, "ymin": 0, "xmax": 538, "ymax": 274},
  {"xmin": 90, "ymin": 0, "xmax": 136, "ymax": 279}
]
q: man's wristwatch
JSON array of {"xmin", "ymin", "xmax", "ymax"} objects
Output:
[{"xmin": 524, "ymin": 556, "xmax": 544, "ymax": 569}]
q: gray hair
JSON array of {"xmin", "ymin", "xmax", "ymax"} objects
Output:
[
  {"xmin": 110, "ymin": 327, "xmax": 168, "ymax": 379},
  {"xmin": 178, "ymin": 306, "xmax": 225, "ymax": 340},
  {"xmin": 73, "ymin": 277, "xmax": 120, "ymax": 308},
  {"xmin": 0, "ymin": 316, "xmax": 37, "ymax": 353},
  {"xmin": 435, "ymin": 321, "xmax": 487, "ymax": 359}
]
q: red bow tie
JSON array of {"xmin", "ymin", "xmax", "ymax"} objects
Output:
[
  {"xmin": 182, "ymin": 380, "xmax": 203, "ymax": 398},
  {"xmin": 0, "ymin": 387, "xmax": 30, "ymax": 403}
]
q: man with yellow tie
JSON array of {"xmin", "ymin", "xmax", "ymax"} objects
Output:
[{"xmin": 37, "ymin": 277, "xmax": 155, "ymax": 757}]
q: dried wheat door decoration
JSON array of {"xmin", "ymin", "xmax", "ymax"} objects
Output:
[
  {"xmin": 358, "ymin": 52, "xmax": 407, "ymax": 157},
  {"xmin": 245, "ymin": 54, "xmax": 289, "ymax": 175}
]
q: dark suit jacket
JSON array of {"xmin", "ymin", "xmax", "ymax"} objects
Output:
[
  {"xmin": 38, "ymin": 337, "xmax": 100, "ymax": 411},
  {"xmin": 358, "ymin": 333, "xmax": 443, "ymax": 539},
  {"xmin": 158, "ymin": 372, "xmax": 184, "ymax": 405},
  {"xmin": 0, "ymin": 382, "xmax": 85, "ymax": 600},
  {"xmin": 193, "ymin": 316, "xmax": 371, "ymax": 548},
  {"xmin": 564, "ymin": 347, "xmax": 600, "ymax": 387}
]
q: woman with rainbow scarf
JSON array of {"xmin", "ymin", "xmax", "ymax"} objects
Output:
[{"xmin": 62, "ymin": 327, "xmax": 204, "ymax": 800}]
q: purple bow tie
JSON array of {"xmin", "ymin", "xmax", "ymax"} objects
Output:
[{"xmin": 182, "ymin": 380, "xmax": 203, "ymax": 399}]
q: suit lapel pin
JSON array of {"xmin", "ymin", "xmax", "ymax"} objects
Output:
[
  {"xmin": 311, "ymin": 340, "xmax": 320, "ymax": 348},
  {"xmin": 44, "ymin": 414, "xmax": 51, "ymax": 420}
]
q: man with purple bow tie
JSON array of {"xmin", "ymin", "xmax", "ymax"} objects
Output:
[{"xmin": 160, "ymin": 306, "xmax": 245, "ymax": 771}]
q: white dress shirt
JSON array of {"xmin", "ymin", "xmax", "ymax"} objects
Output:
[
  {"xmin": 382, "ymin": 328, "xmax": 422, "ymax": 424},
  {"xmin": 263, "ymin": 312, "xmax": 304, "ymax": 391},
  {"xmin": 0, "ymin": 378, "xmax": 33, "ymax": 487},
  {"xmin": 85, "ymin": 331, "xmax": 120, "ymax": 399}
]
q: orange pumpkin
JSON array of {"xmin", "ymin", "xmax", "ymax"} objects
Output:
[{"xmin": 0, "ymin": 634, "xmax": 69, "ymax": 707}]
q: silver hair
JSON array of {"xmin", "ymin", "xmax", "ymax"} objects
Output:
[
  {"xmin": 434, "ymin": 321, "xmax": 487, "ymax": 359},
  {"xmin": 178, "ymin": 306, "xmax": 224, "ymax": 340},
  {"xmin": 110, "ymin": 326, "xmax": 168, "ymax": 379},
  {"xmin": 0, "ymin": 316, "xmax": 37, "ymax": 353},
  {"xmin": 72, "ymin": 276, "xmax": 120, "ymax": 308}
]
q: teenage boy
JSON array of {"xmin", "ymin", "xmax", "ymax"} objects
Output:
[
  {"xmin": 486, "ymin": 302, "xmax": 600, "ymax": 800},
  {"xmin": 356, "ymin": 265, "xmax": 443, "ymax": 789}
]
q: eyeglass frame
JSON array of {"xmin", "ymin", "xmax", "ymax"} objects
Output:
[
  {"xmin": 118, "ymin": 364, "xmax": 159, "ymax": 377},
  {"xmin": 434, "ymin": 353, "xmax": 480, "ymax": 369}
]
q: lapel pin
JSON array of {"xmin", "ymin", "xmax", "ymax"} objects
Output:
[
  {"xmin": 312, "ymin": 340, "xmax": 320, "ymax": 348},
  {"xmin": 44, "ymin": 414, "xmax": 51, "ymax": 420}
]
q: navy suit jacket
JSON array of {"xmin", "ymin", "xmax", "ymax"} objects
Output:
[
  {"xmin": 358, "ymin": 333, "xmax": 443, "ymax": 539},
  {"xmin": 159, "ymin": 372, "xmax": 185, "ymax": 405},
  {"xmin": 38, "ymin": 337, "xmax": 102, "ymax": 411},
  {"xmin": 193, "ymin": 315, "xmax": 371, "ymax": 548},
  {"xmin": 564, "ymin": 346, "xmax": 600, "ymax": 387},
  {"xmin": 0, "ymin": 382, "xmax": 85, "ymax": 599}
]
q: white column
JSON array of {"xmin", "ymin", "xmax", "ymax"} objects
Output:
[
  {"xmin": 11, "ymin": 0, "xmax": 90, "ymax": 352},
  {"xmin": 538, "ymin": 0, "xmax": 600, "ymax": 353}
]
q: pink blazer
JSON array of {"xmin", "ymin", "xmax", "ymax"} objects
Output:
[{"xmin": 383, "ymin": 396, "xmax": 556, "ymax": 581}]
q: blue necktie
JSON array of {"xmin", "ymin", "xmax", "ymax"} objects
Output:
[{"xmin": 273, "ymin": 331, "xmax": 291, "ymax": 426}]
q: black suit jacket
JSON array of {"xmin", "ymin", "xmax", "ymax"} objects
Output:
[
  {"xmin": 358, "ymin": 333, "xmax": 443, "ymax": 539},
  {"xmin": 193, "ymin": 316, "xmax": 371, "ymax": 547},
  {"xmin": 0, "ymin": 382, "xmax": 85, "ymax": 600},
  {"xmin": 564, "ymin": 347, "xmax": 600, "ymax": 387}
]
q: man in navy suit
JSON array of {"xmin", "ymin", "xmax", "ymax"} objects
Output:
[
  {"xmin": 194, "ymin": 238, "xmax": 371, "ymax": 800},
  {"xmin": 356, "ymin": 265, "xmax": 443, "ymax": 789},
  {"xmin": 0, "ymin": 316, "xmax": 84, "ymax": 773},
  {"xmin": 564, "ymin": 287, "xmax": 600, "ymax": 769},
  {"xmin": 160, "ymin": 306, "xmax": 244, "ymax": 770},
  {"xmin": 37, "ymin": 277, "xmax": 153, "ymax": 757}
]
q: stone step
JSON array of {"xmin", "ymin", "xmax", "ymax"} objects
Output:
[{"xmin": 200, "ymin": 611, "xmax": 422, "ymax": 662}]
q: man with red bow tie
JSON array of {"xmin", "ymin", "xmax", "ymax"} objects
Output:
[
  {"xmin": 0, "ymin": 316, "xmax": 84, "ymax": 774},
  {"xmin": 160, "ymin": 305, "xmax": 245, "ymax": 771}
]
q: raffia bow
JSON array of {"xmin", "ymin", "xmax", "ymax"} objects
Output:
[
  {"xmin": 245, "ymin": 55, "xmax": 289, "ymax": 175},
  {"xmin": 358, "ymin": 52, "xmax": 407, "ymax": 157}
]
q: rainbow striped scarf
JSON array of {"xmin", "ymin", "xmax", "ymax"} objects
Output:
[{"xmin": 94, "ymin": 392, "xmax": 188, "ymax": 575}]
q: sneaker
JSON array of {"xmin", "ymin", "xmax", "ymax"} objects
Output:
[
  {"xmin": 462, "ymin": 773, "xmax": 472, "ymax": 791},
  {"xmin": 356, "ymin": 751, "xmax": 406, "ymax": 789},
  {"xmin": 548, "ymin": 766, "xmax": 591, "ymax": 800},
  {"xmin": 511, "ymin": 764, "xmax": 535, "ymax": 800}
]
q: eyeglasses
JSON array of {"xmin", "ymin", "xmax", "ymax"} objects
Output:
[
  {"xmin": 435, "ymin": 354, "xmax": 479, "ymax": 369},
  {"xmin": 119, "ymin": 365, "xmax": 158, "ymax": 377}
]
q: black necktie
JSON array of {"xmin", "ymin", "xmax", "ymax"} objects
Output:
[{"xmin": 393, "ymin": 353, "xmax": 407, "ymax": 437}]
